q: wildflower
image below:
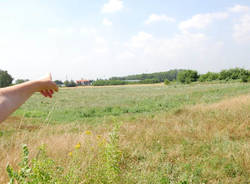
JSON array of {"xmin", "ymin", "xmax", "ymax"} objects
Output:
[
  {"xmin": 98, "ymin": 138, "xmax": 107, "ymax": 146},
  {"xmin": 97, "ymin": 135, "xmax": 102, "ymax": 139},
  {"xmin": 75, "ymin": 143, "xmax": 81, "ymax": 149},
  {"xmin": 68, "ymin": 152, "xmax": 72, "ymax": 156},
  {"xmin": 84, "ymin": 130, "xmax": 92, "ymax": 135}
]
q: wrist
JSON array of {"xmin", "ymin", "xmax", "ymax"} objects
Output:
[{"xmin": 30, "ymin": 80, "xmax": 43, "ymax": 92}]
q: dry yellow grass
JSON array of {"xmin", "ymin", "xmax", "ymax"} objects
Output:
[{"xmin": 0, "ymin": 94, "xmax": 249, "ymax": 183}]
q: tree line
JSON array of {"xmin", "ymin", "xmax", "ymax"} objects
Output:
[
  {"xmin": 94, "ymin": 68, "xmax": 250, "ymax": 86},
  {"xmin": 110, "ymin": 69, "xmax": 182, "ymax": 82},
  {"xmin": 0, "ymin": 68, "xmax": 249, "ymax": 88},
  {"xmin": 179, "ymin": 68, "xmax": 249, "ymax": 84}
]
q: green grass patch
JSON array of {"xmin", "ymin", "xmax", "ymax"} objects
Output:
[{"xmin": 14, "ymin": 82, "xmax": 250, "ymax": 123}]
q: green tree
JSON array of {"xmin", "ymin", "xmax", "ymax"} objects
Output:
[
  {"xmin": 64, "ymin": 80, "xmax": 76, "ymax": 87},
  {"xmin": 219, "ymin": 68, "xmax": 246, "ymax": 80},
  {"xmin": 15, "ymin": 79, "xmax": 29, "ymax": 84},
  {"xmin": 0, "ymin": 69, "xmax": 13, "ymax": 87},
  {"xmin": 110, "ymin": 69, "xmax": 184, "ymax": 82},
  {"xmin": 177, "ymin": 70, "xmax": 199, "ymax": 84},
  {"xmin": 199, "ymin": 72, "xmax": 219, "ymax": 82},
  {"xmin": 240, "ymin": 70, "xmax": 250, "ymax": 82},
  {"xmin": 54, "ymin": 80, "xmax": 63, "ymax": 86}
]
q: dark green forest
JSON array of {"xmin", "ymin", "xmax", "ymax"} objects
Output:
[{"xmin": 110, "ymin": 69, "xmax": 182, "ymax": 81}]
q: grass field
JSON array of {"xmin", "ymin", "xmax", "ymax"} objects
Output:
[{"xmin": 0, "ymin": 82, "xmax": 250, "ymax": 183}]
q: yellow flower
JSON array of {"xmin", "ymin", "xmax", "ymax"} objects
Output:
[
  {"xmin": 97, "ymin": 135, "xmax": 102, "ymax": 139},
  {"xmin": 98, "ymin": 138, "xmax": 107, "ymax": 146},
  {"xmin": 75, "ymin": 143, "xmax": 81, "ymax": 149},
  {"xmin": 68, "ymin": 152, "xmax": 72, "ymax": 156},
  {"xmin": 84, "ymin": 130, "xmax": 92, "ymax": 135}
]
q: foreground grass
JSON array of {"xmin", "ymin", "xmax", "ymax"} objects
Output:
[{"xmin": 0, "ymin": 82, "xmax": 250, "ymax": 183}]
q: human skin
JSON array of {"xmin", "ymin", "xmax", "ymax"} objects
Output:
[{"xmin": 0, "ymin": 74, "xmax": 58, "ymax": 123}]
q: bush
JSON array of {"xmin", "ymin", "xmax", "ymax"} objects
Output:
[
  {"xmin": 239, "ymin": 69, "xmax": 250, "ymax": 82},
  {"xmin": 177, "ymin": 70, "xmax": 199, "ymax": 84},
  {"xmin": 7, "ymin": 122, "xmax": 124, "ymax": 184},
  {"xmin": 199, "ymin": 72, "xmax": 219, "ymax": 82},
  {"xmin": 241, "ymin": 75, "xmax": 249, "ymax": 83},
  {"xmin": 219, "ymin": 68, "xmax": 247, "ymax": 80},
  {"xmin": 6, "ymin": 144, "xmax": 63, "ymax": 184},
  {"xmin": 164, "ymin": 79, "xmax": 170, "ymax": 85},
  {"xmin": 64, "ymin": 80, "xmax": 76, "ymax": 87},
  {"xmin": 85, "ymin": 122, "xmax": 123, "ymax": 183}
]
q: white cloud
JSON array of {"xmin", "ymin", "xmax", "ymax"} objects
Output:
[
  {"xmin": 229, "ymin": 5, "xmax": 249, "ymax": 13},
  {"xmin": 95, "ymin": 36, "xmax": 106, "ymax": 44},
  {"xmin": 2, "ymin": 1, "xmax": 250, "ymax": 81},
  {"xmin": 127, "ymin": 32, "xmax": 153, "ymax": 48},
  {"xmin": 145, "ymin": 14, "xmax": 175, "ymax": 24},
  {"xmin": 80, "ymin": 27, "xmax": 97, "ymax": 35},
  {"xmin": 179, "ymin": 12, "xmax": 228, "ymax": 31},
  {"xmin": 127, "ymin": 31, "xmax": 207, "ymax": 52},
  {"xmin": 119, "ymin": 31, "xmax": 228, "ymax": 74},
  {"xmin": 102, "ymin": 0, "xmax": 123, "ymax": 13},
  {"xmin": 47, "ymin": 27, "xmax": 76, "ymax": 36},
  {"xmin": 233, "ymin": 14, "xmax": 250, "ymax": 43},
  {"xmin": 131, "ymin": 32, "xmax": 152, "ymax": 42},
  {"xmin": 102, "ymin": 18, "xmax": 112, "ymax": 26}
]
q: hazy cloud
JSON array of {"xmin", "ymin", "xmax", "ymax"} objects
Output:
[
  {"xmin": 145, "ymin": 14, "xmax": 175, "ymax": 24},
  {"xmin": 127, "ymin": 32, "xmax": 153, "ymax": 48},
  {"xmin": 233, "ymin": 14, "xmax": 250, "ymax": 43},
  {"xmin": 102, "ymin": 0, "xmax": 123, "ymax": 13},
  {"xmin": 47, "ymin": 27, "xmax": 76, "ymax": 36},
  {"xmin": 119, "ymin": 31, "xmax": 228, "ymax": 74},
  {"xmin": 179, "ymin": 12, "xmax": 228, "ymax": 31},
  {"xmin": 229, "ymin": 4, "xmax": 249, "ymax": 13},
  {"xmin": 102, "ymin": 18, "xmax": 112, "ymax": 26}
]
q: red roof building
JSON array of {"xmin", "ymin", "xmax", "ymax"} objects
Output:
[{"xmin": 76, "ymin": 80, "xmax": 92, "ymax": 86}]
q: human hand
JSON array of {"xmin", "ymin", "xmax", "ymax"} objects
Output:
[{"xmin": 38, "ymin": 73, "xmax": 59, "ymax": 98}]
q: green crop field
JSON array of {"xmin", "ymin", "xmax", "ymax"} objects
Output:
[
  {"xmin": 14, "ymin": 82, "xmax": 250, "ymax": 123},
  {"xmin": 1, "ymin": 82, "xmax": 250, "ymax": 183}
]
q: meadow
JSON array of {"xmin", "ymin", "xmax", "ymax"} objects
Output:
[{"xmin": 0, "ymin": 82, "xmax": 250, "ymax": 183}]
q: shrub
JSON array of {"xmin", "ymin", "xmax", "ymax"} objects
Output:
[
  {"xmin": 199, "ymin": 72, "xmax": 219, "ymax": 82},
  {"xmin": 64, "ymin": 80, "xmax": 76, "ymax": 87},
  {"xmin": 85, "ymin": 121, "xmax": 123, "ymax": 183},
  {"xmin": 7, "ymin": 123, "xmax": 124, "ymax": 184},
  {"xmin": 240, "ymin": 70, "xmax": 250, "ymax": 83},
  {"xmin": 177, "ymin": 70, "xmax": 199, "ymax": 84},
  {"xmin": 6, "ymin": 144, "xmax": 63, "ymax": 184},
  {"xmin": 219, "ymin": 68, "xmax": 248, "ymax": 80},
  {"xmin": 164, "ymin": 79, "xmax": 170, "ymax": 85}
]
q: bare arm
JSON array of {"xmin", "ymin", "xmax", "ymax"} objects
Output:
[{"xmin": 0, "ymin": 74, "xmax": 58, "ymax": 123}]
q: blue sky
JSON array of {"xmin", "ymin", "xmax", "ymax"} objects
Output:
[{"xmin": 1, "ymin": 0, "xmax": 250, "ymax": 80}]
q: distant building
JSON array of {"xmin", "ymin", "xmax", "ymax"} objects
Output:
[{"xmin": 76, "ymin": 79, "xmax": 93, "ymax": 86}]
